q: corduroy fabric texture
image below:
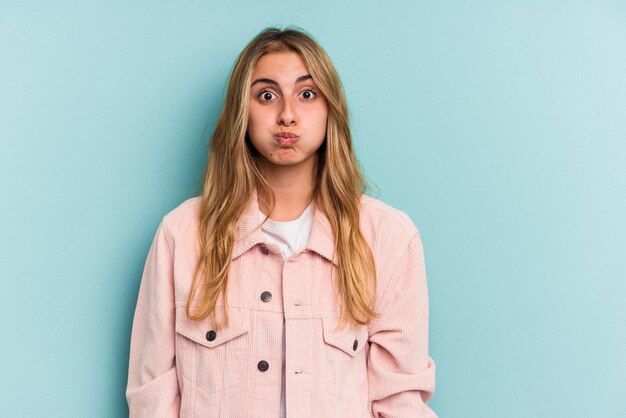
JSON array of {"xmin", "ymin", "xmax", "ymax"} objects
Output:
[{"xmin": 126, "ymin": 189, "xmax": 437, "ymax": 418}]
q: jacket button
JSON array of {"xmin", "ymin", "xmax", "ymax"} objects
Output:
[
  {"xmin": 257, "ymin": 360, "xmax": 269, "ymax": 372},
  {"xmin": 260, "ymin": 245, "xmax": 269, "ymax": 255},
  {"xmin": 353, "ymin": 339, "xmax": 358, "ymax": 351},
  {"xmin": 260, "ymin": 291, "xmax": 272, "ymax": 302},
  {"xmin": 206, "ymin": 330, "xmax": 216, "ymax": 342}
]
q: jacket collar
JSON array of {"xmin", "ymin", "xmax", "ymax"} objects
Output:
[{"xmin": 232, "ymin": 187, "xmax": 338, "ymax": 265}]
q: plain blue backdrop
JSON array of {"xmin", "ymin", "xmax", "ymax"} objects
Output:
[{"xmin": 1, "ymin": 1, "xmax": 625, "ymax": 417}]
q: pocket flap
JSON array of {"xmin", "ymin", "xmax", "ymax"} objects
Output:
[
  {"xmin": 322, "ymin": 317, "xmax": 369, "ymax": 357},
  {"xmin": 175, "ymin": 307, "xmax": 250, "ymax": 349}
]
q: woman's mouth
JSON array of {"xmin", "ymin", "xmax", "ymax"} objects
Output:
[{"xmin": 274, "ymin": 132, "xmax": 300, "ymax": 145}]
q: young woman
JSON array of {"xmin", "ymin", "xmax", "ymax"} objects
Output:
[{"xmin": 126, "ymin": 27, "xmax": 437, "ymax": 418}]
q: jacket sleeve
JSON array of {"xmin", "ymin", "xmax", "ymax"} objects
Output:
[
  {"xmin": 367, "ymin": 231, "xmax": 437, "ymax": 418},
  {"xmin": 126, "ymin": 219, "xmax": 180, "ymax": 417}
]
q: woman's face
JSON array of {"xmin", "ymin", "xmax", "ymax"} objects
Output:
[{"xmin": 247, "ymin": 51, "xmax": 328, "ymax": 171}]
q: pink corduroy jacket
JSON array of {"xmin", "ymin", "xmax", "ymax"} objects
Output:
[{"xmin": 126, "ymin": 189, "xmax": 437, "ymax": 418}]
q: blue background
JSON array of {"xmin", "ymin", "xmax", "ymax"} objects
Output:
[{"xmin": 1, "ymin": 1, "xmax": 625, "ymax": 417}]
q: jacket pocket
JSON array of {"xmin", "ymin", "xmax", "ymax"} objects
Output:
[
  {"xmin": 321, "ymin": 316, "xmax": 368, "ymax": 401},
  {"xmin": 175, "ymin": 306, "xmax": 250, "ymax": 394}
]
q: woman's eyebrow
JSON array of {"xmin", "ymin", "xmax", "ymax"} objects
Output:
[
  {"xmin": 295, "ymin": 74, "xmax": 313, "ymax": 84},
  {"xmin": 251, "ymin": 74, "xmax": 313, "ymax": 88}
]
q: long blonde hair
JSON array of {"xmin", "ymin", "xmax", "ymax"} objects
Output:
[{"xmin": 187, "ymin": 27, "xmax": 379, "ymax": 329}]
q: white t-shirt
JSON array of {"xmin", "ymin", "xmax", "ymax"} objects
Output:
[{"xmin": 259, "ymin": 203, "xmax": 314, "ymax": 418}]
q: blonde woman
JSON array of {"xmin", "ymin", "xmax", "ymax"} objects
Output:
[{"xmin": 126, "ymin": 27, "xmax": 437, "ymax": 418}]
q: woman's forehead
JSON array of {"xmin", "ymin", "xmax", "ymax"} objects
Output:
[{"xmin": 251, "ymin": 51, "xmax": 310, "ymax": 82}]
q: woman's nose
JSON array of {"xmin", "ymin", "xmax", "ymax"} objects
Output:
[{"xmin": 278, "ymin": 98, "xmax": 296, "ymax": 126}]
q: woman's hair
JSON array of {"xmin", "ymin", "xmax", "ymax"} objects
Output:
[{"xmin": 187, "ymin": 26, "xmax": 378, "ymax": 329}]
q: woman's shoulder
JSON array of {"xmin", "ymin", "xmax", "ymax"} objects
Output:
[
  {"xmin": 358, "ymin": 194, "xmax": 419, "ymax": 239},
  {"xmin": 161, "ymin": 195, "xmax": 202, "ymax": 230},
  {"xmin": 357, "ymin": 194, "xmax": 423, "ymax": 281}
]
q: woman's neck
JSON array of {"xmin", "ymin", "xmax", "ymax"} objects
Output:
[{"xmin": 257, "ymin": 159, "xmax": 316, "ymax": 222}]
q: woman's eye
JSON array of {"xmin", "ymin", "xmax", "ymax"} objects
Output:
[
  {"xmin": 300, "ymin": 89, "xmax": 316, "ymax": 100},
  {"xmin": 259, "ymin": 91, "xmax": 276, "ymax": 102}
]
